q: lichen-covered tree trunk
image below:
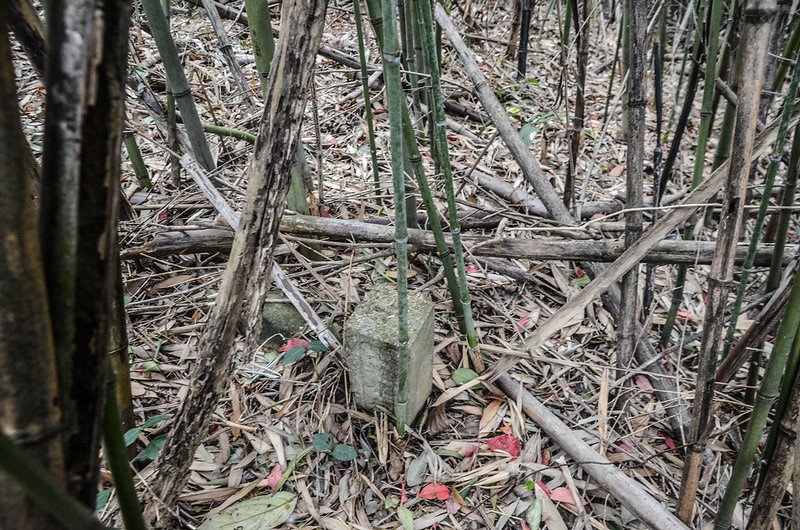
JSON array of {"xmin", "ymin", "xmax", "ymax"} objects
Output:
[
  {"xmin": 0, "ymin": 12, "xmax": 66, "ymax": 528},
  {"xmin": 143, "ymin": 1, "xmax": 329, "ymax": 526}
]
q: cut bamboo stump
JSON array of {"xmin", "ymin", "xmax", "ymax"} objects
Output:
[{"xmin": 344, "ymin": 285, "xmax": 434, "ymax": 421}]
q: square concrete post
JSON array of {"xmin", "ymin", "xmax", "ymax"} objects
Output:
[{"xmin": 344, "ymin": 284, "xmax": 435, "ymax": 422}]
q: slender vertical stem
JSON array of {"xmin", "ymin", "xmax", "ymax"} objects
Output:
[
  {"xmin": 679, "ymin": 0, "xmax": 777, "ymax": 520},
  {"xmin": 102, "ymin": 381, "xmax": 146, "ymax": 530},
  {"xmin": 618, "ymin": 0, "xmax": 645, "ymax": 382},
  {"xmin": 140, "ymin": 0, "xmax": 216, "ymax": 170},
  {"xmin": 417, "ymin": 0, "xmax": 477, "ymax": 348},
  {"xmin": 516, "ymin": 0, "xmax": 534, "ymax": 80},
  {"xmin": 723, "ymin": 47, "xmax": 800, "ymax": 357},
  {"xmin": 766, "ymin": 122, "xmax": 800, "ymax": 291},
  {"xmin": 353, "ymin": 0, "xmax": 383, "ymax": 202},
  {"xmin": 381, "ymin": 0, "xmax": 410, "ymax": 436}
]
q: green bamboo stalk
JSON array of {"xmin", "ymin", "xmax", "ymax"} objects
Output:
[
  {"xmin": 123, "ymin": 131, "xmax": 152, "ymax": 188},
  {"xmin": 140, "ymin": 0, "xmax": 216, "ymax": 171},
  {"xmin": 0, "ymin": 430, "xmax": 109, "ymax": 530},
  {"xmin": 769, "ymin": 16, "xmax": 800, "ymax": 108},
  {"xmin": 402, "ymin": 0, "xmax": 422, "ymax": 126},
  {"xmin": 712, "ymin": 0, "xmax": 742, "ymax": 171},
  {"xmin": 201, "ymin": 122, "xmax": 257, "ymax": 142},
  {"xmin": 162, "ymin": 0, "xmax": 182, "ymax": 187},
  {"xmin": 381, "ymin": 0, "xmax": 410, "ymax": 436},
  {"xmin": 417, "ymin": 0, "xmax": 477, "ymax": 348},
  {"xmin": 102, "ymin": 380, "xmax": 146, "ymax": 530},
  {"xmin": 366, "ymin": 0, "xmax": 468, "ymax": 334},
  {"xmin": 353, "ymin": 0, "xmax": 383, "ymax": 201},
  {"xmin": 660, "ymin": 0, "xmax": 727, "ymax": 346},
  {"xmin": 722, "ymin": 47, "xmax": 800, "ymax": 358},
  {"xmin": 760, "ymin": 307, "xmax": 800, "ymax": 486},
  {"xmin": 243, "ymin": 0, "xmax": 274, "ymax": 96},
  {"xmin": 715, "ymin": 264, "xmax": 800, "ymax": 529},
  {"xmin": 766, "ymin": 122, "xmax": 800, "ymax": 291},
  {"xmin": 747, "ymin": 337, "xmax": 800, "ymax": 528}
]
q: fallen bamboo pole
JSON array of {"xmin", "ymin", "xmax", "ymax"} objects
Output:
[
  {"xmin": 121, "ymin": 214, "xmax": 795, "ymax": 266},
  {"xmin": 495, "ymin": 374, "xmax": 690, "ymax": 530}
]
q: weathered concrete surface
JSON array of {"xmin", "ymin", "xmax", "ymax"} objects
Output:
[
  {"xmin": 344, "ymin": 284, "xmax": 435, "ymax": 422},
  {"xmin": 260, "ymin": 289, "xmax": 306, "ymax": 348}
]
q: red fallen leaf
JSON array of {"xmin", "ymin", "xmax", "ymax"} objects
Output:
[
  {"xmin": 518, "ymin": 316, "xmax": 531, "ymax": 327},
  {"xmin": 465, "ymin": 264, "xmax": 479, "ymax": 273},
  {"xmin": 266, "ymin": 463, "xmax": 282, "ymax": 490},
  {"xmin": 575, "ymin": 267, "xmax": 585, "ymax": 278},
  {"xmin": 549, "ymin": 487, "xmax": 587, "ymax": 506},
  {"xmin": 400, "ymin": 482, "xmax": 408, "ymax": 505},
  {"xmin": 279, "ymin": 338, "xmax": 309, "ymax": 352},
  {"xmin": 635, "ymin": 375, "xmax": 655, "ymax": 393},
  {"xmin": 677, "ymin": 309, "xmax": 694, "ymax": 322},
  {"xmin": 418, "ymin": 482, "xmax": 450, "ymax": 501},
  {"xmin": 661, "ymin": 432, "xmax": 677, "ymax": 450},
  {"xmin": 322, "ymin": 210, "xmax": 331, "ymax": 218},
  {"xmin": 521, "ymin": 523, "xmax": 531, "ymax": 530},
  {"xmin": 485, "ymin": 434, "xmax": 522, "ymax": 458},
  {"xmin": 535, "ymin": 479, "xmax": 551, "ymax": 496}
]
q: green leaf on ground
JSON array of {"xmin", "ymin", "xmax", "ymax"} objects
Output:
[
  {"xmin": 331, "ymin": 444, "xmax": 357, "ymax": 461},
  {"xmin": 197, "ymin": 492, "xmax": 297, "ymax": 529}
]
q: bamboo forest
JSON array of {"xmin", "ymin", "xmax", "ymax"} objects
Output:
[{"xmin": 4, "ymin": 0, "xmax": 800, "ymax": 527}]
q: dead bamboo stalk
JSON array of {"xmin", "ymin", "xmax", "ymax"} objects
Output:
[
  {"xmin": 495, "ymin": 374, "xmax": 690, "ymax": 530},
  {"xmin": 677, "ymin": 0, "xmax": 777, "ymax": 518},
  {"xmin": 619, "ymin": 0, "xmax": 646, "ymax": 379},
  {"xmin": 200, "ymin": 0, "xmax": 258, "ymax": 109},
  {"xmin": 123, "ymin": 215, "xmax": 796, "ymax": 266},
  {"xmin": 180, "ymin": 157, "xmax": 339, "ymax": 349}
]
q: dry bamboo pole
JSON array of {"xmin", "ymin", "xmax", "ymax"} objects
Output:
[
  {"xmin": 619, "ymin": 0, "xmax": 646, "ymax": 384},
  {"xmin": 677, "ymin": 0, "xmax": 776, "ymax": 519},
  {"xmin": 125, "ymin": 216, "xmax": 798, "ymax": 266},
  {"xmin": 722, "ymin": 46, "xmax": 800, "ymax": 359},
  {"xmin": 434, "ymin": 3, "xmax": 691, "ymax": 437},
  {"xmin": 495, "ymin": 375, "xmax": 690, "ymax": 530},
  {"xmin": 200, "ymin": 0, "xmax": 258, "ymax": 109}
]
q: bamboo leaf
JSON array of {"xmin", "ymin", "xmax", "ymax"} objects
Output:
[{"xmin": 197, "ymin": 492, "xmax": 297, "ymax": 530}]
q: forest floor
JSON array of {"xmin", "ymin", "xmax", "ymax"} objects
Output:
[{"xmin": 12, "ymin": 0, "xmax": 776, "ymax": 528}]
